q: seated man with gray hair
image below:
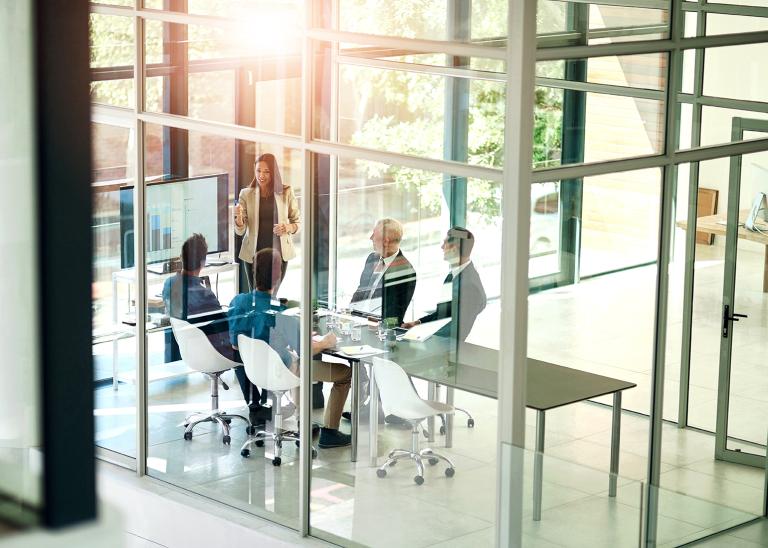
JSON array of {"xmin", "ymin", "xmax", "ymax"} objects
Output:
[{"xmin": 349, "ymin": 217, "xmax": 417, "ymax": 325}]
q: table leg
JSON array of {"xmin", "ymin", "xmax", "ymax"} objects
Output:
[
  {"xmin": 533, "ymin": 410, "xmax": 545, "ymax": 521},
  {"xmin": 369, "ymin": 366, "xmax": 379, "ymax": 467},
  {"xmin": 445, "ymin": 386, "xmax": 455, "ymax": 448},
  {"xmin": 112, "ymin": 275, "xmax": 119, "ymax": 391},
  {"xmin": 427, "ymin": 382, "xmax": 436, "ymax": 443},
  {"xmin": 112, "ymin": 337, "xmax": 119, "ymax": 391},
  {"xmin": 609, "ymin": 391, "xmax": 622, "ymax": 497},
  {"xmin": 351, "ymin": 361, "xmax": 359, "ymax": 463}
]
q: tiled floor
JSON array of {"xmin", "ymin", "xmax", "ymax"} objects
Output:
[{"xmin": 93, "ymin": 242, "xmax": 767, "ymax": 547}]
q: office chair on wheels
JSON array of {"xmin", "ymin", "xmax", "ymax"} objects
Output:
[
  {"xmin": 237, "ymin": 334, "xmax": 317, "ymax": 466},
  {"xmin": 436, "ymin": 383, "xmax": 475, "ymax": 434},
  {"xmin": 372, "ymin": 357, "xmax": 456, "ymax": 485},
  {"xmin": 170, "ymin": 318, "xmax": 251, "ymax": 445}
]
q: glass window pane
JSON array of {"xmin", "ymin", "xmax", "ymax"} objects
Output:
[
  {"xmin": 586, "ymin": 3, "xmax": 670, "ymax": 44},
  {"xmin": 90, "ymin": 14, "xmax": 135, "ymax": 108},
  {"xmin": 580, "ymin": 168, "xmax": 661, "ymax": 277},
  {"xmin": 703, "ymin": 43, "xmax": 768, "ymax": 104},
  {"xmin": 141, "ymin": 122, "xmax": 305, "ymax": 528},
  {"xmin": 334, "ymin": 63, "xmax": 505, "ymax": 169},
  {"xmin": 537, "ymin": 53, "xmax": 667, "ymax": 90},
  {"xmin": 144, "ymin": 0, "xmax": 302, "ymax": 19},
  {"xmin": 92, "ymin": 122, "xmax": 137, "ymax": 458},
  {"xmin": 706, "ymin": 13, "xmax": 768, "ymax": 35},
  {"xmin": 698, "ymin": 105, "xmax": 768, "ymax": 149},
  {"xmin": 537, "ymin": 1, "xmax": 670, "ymax": 44},
  {"xmin": 534, "ymin": 86, "xmax": 664, "ymax": 168},
  {"xmin": 314, "ymin": 156, "xmax": 500, "ymax": 544},
  {"xmin": 92, "ymin": 0, "xmax": 133, "ymax": 6},
  {"xmin": 144, "ymin": 20, "xmax": 301, "ymax": 133},
  {"xmin": 339, "ymin": 0, "xmax": 505, "ymax": 41},
  {"xmin": 538, "ymin": 0, "xmax": 569, "ymax": 34},
  {"xmin": 530, "ymin": 169, "xmax": 661, "ymax": 420}
]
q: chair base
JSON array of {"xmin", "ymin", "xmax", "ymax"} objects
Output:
[
  {"xmin": 377, "ymin": 421, "xmax": 456, "ymax": 485},
  {"xmin": 238, "ymin": 389, "xmax": 316, "ymax": 466},
  {"xmin": 239, "ymin": 429, "xmax": 317, "ymax": 465},
  {"xmin": 438, "ymin": 407, "xmax": 475, "ymax": 434},
  {"xmin": 183, "ymin": 410, "xmax": 250, "ymax": 445},
  {"xmin": 377, "ymin": 447, "xmax": 455, "ymax": 485}
]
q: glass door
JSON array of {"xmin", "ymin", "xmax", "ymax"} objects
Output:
[{"xmin": 716, "ymin": 118, "xmax": 768, "ymax": 474}]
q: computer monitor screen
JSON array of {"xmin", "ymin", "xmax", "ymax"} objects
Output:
[{"xmin": 120, "ymin": 173, "xmax": 229, "ymax": 268}]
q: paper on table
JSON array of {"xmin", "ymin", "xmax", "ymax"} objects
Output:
[{"xmin": 338, "ymin": 345, "xmax": 388, "ymax": 357}]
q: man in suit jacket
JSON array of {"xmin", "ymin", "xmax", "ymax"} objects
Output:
[
  {"xmin": 349, "ymin": 218, "xmax": 417, "ymax": 325},
  {"xmin": 402, "ymin": 226, "xmax": 486, "ymax": 342}
]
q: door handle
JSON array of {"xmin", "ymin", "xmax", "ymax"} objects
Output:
[{"xmin": 722, "ymin": 304, "xmax": 749, "ymax": 338}]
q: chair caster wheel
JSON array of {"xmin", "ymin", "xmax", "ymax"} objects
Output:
[
  {"xmin": 183, "ymin": 431, "xmax": 192, "ymax": 441},
  {"xmin": 439, "ymin": 425, "xmax": 446, "ymax": 435},
  {"xmin": 246, "ymin": 426, "xmax": 257, "ymax": 435},
  {"xmin": 223, "ymin": 418, "xmax": 232, "ymax": 424},
  {"xmin": 428, "ymin": 457, "xmax": 439, "ymax": 466},
  {"xmin": 422, "ymin": 430, "xmax": 429, "ymax": 438},
  {"xmin": 445, "ymin": 467, "xmax": 455, "ymax": 478},
  {"xmin": 241, "ymin": 449, "xmax": 250, "ymax": 458},
  {"xmin": 467, "ymin": 418, "xmax": 475, "ymax": 428},
  {"xmin": 389, "ymin": 459, "xmax": 397, "ymax": 466},
  {"xmin": 312, "ymin": 448, "xmax": 318, "ymax": 459},
  {"xmin": 376, "ymin": 469, "xmax": 387, "ymax": 478},
  {"xmin": 414, "ymin": 475, "xmax": 424, "ymax": 485},
  {"xmin": 272, "ymin": 457, "xmax": 282, "ymax": 466},
  {"xmin": 223, "ymin": 435, "xmax": 231, "ymax": 445},
  {"xmin": 295, "ymin": 440, "xmax": 300, "ymax": 447},
  {"xmin": 255, "ymin": 439, "xmax": 264, "ymax": 447}
]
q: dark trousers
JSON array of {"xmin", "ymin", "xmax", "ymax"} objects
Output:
[
  {"xmin": 242, "ymin": 258, "xmax": 288, "ymax": 292},
  {"xmin": 232, "ymin": 349, "xmax": 268, "ymax": 406}
]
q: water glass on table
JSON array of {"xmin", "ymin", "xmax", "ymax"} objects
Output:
[
  {"xmin": 350, "ymin": 325, "xmax": 362, "ymax": 342},
  {"xmin": 377, "ymin": 321, "xmax": 387, "ymax": 341}
]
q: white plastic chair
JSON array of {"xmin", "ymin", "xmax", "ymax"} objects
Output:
[
  {"xmin": 170, "ymin": 318, "xmax": 251, "ymax": 445},
  {"xmin": 372, "ymin": 357, "xmax": 456, "ymax": 485},
  {"xmin": 237, "ymin": 334, "xmax": 316, "ymax": 466}
]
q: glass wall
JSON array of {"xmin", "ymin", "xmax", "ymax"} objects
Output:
[{"xmin": 87, "ymin": 0, "xmax": 768, "ymax": 545}]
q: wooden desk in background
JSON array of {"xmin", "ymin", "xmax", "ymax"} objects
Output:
[{"xmin": 677, "ymin": 209, "xmax": 768, "ymax": 292}]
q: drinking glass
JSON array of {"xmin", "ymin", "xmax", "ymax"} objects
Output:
[{"xmin": 377, "ymin": 321, "xmax": 387, "ymax": 341}]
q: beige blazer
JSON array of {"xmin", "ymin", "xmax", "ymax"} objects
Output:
[{"xmin": 235, "ymin": 185, "xmax": 300, "ymax": 262}]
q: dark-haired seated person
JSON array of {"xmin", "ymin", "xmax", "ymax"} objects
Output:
[
  {"xmin": 228, "ymin": 249, "xmax": 352, "ymax": 448},
  {"xmin": 162, "ymin": 233, "xmax": 233, "ymax": 364},
  {"xmin": 402, "ymin": 227, "xmax": 487, "ymax": 342}
]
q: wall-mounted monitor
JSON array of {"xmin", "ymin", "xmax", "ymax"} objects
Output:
[{"xmin": 120, "ymin": 173, "xmax": 229, "ymax": 268}]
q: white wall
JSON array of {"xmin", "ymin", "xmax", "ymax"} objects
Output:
[{"xmin": 0, "ymin": 0, "xmax": 41, "ymax": 508}]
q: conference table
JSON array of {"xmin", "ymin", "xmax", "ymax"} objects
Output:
[{"xmin": 320, "ymin": 314, "xmax": 636, "ymax": 521}]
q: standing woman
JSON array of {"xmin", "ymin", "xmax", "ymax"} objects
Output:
[{"xmin": 234, "ymin": 153, "xmax": 300, "ymax": 292}]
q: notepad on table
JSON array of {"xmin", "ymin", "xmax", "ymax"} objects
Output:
[{"xmin": 338, "ymin": 345, "xmax": 387, "ymax": 357}]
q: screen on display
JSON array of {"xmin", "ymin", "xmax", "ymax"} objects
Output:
[{"xmin": 120, "ymin": 174, "xmax": 229, "ymax": 268}]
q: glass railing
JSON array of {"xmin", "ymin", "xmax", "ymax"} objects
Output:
[{"xmin": 494, "ymin": 443, "xmax": 764, "ymax": 548}]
